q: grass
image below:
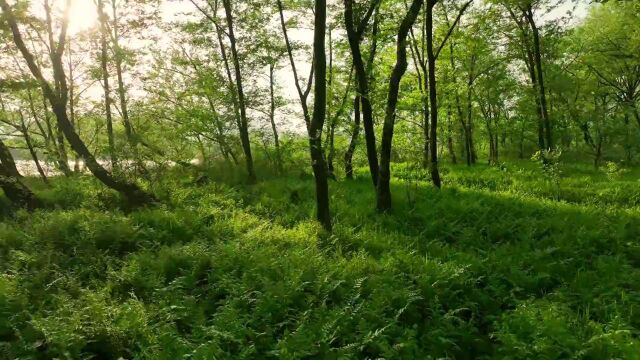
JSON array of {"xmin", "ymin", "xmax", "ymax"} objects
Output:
[{"xmin": 1, "ymin": 158, "xmax": 640, "ymax": 359}]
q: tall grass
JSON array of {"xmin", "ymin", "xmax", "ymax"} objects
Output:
[{"xmin": 1, "ymin": 159, "xmax": 639, "ymax": 358}]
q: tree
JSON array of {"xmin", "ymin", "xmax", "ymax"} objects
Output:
[
  {"xmin": 310, "ymin": 0, "xmax": 331, "ymax": 231},
  {"xmin": 97, "ymin": 0, "xmax": 117, "ymax": 170},
  {"xmin": 0, "ymin": 0, "xmax": 156, "ymax": 206},
  {"xmin": 376, "ymin": 0, "xmax": 424, "ymax": 211},
  {"xmin": 221, "ymin": 0, "xmax": 256, "ymax": 182},
  {"xmin": 344, "ymin": 0, "xmax": 381, "ymax": 187}
]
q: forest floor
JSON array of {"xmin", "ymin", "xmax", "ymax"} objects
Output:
[{"xmin": 1, "ymin": 159, "xmax": 640, "ymax": 359}]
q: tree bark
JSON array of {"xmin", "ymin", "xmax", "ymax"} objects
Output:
[
  {"xmin": 526, "ymin": 46, "xmax": 546, "ymax": 150},
  {"xmin": 446, "ymin": 105, "xmax": 457, "ymax": 164},
  {"xmin": 310, "ymin": 0, "xmax": 331, "ymax": 231},
  {"xmin": 0, "ymin": 138, "xmax": 21, "ymax": 179},
  {"xmin": 524, "ymin": 7, "xmax": 552, "ymax": 149},
  {"xmin": 426, "ymin": 0, "xmax": 441, "ymax": 188},
  {"xmin": 221, "ymin": 0, "xmax": 255, "ymax": 182},
  {"xmin": 345, "ymin": 96, "xmax": 361, "ymax": 179},
  {"xmin": 376, "ymin": 0, "xmax": 424, "ymax": 211},
  {"xmin": 408, "ymin": 11, "xmax": 430, "ymax": 169},
  {"xmin": 44, "ymin": 94, "xmax": 71, "ymax": 176},
  {"xmin": 344, "ymin": 0, "xmax": 380, "ymax": 187},
  {"xmin": 66, "ymin": 40, "xmax": 82, "ymax": 172},
  {"xmin": 98, "ymin": 0, "xmax": 117, "ymax": 170},
  {"xmin": 0, "ymin": 162, "xmax": 41, "ymax": 211},
  {"xmin": 269, "ymin": 63, "xmax": 282, "ymax": 173},
  {"xmin": 110, "ymin": 0, "xmax": 135, "ymax": 145},
  {"xmin": 0, "ymin": 134, "xmax": 40, "ymax": 209},
  {"xmin": 19, "ymin": 112, "xmax": 49, "ymax": 184}
]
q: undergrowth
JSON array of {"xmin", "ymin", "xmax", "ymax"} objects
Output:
[{"xmin": 1, "ymin": 159, "xmax": 639, "ymax": 359}]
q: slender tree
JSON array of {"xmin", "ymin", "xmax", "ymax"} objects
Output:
[
  {"xmin": 344, "ymin": 0, "xmax": 381, "ymax": 187},
  {"xmin": 221, "ymin": 0, "xmax": 256, "ymax": 182},
  {"xmin": 97, "ymin": 0, "xmax": 117, "ymax": 170},
  {"xmin": 377, "ymin": 0, "xmax": 425, "ymax": 211},
  {"xmin": 310, "ymin": 0, "xmax": 331, "ymax": 230}
]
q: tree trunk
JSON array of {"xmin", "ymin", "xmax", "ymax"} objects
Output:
[
  {"xmin": 43, "ymin": 90, "xmax": 71, "ymax": 176},
  {"xmin": 345, "ymin": 96, "xmax": 361, "ymax": 179},
  {"xmin": 632, "ymin": 102, "xmax": 640, "ymax": 130},
  {"xmin": 205, "ymin": 95, "xmax": 238, "ymax": 165},
  {"xmin": 310, "ymin": 0, "xmax": 331, "ymax": 231},
  {"xmin": 524, "ymin": 47, "xmax": 546, "ymax": 150},
  {"xmin": 0, "ymin": 138, "xmax": 22, "ymax": 179},
  {"xmin": 344, "ymin": 0, "xmax": 380, "ymax": 187},
  {"xmin": 276, "ymin": 0, "xmax": 314, "ymax": 130},
  {"xmin": 487, "ymin": 121, "xmax": 496, "ymax": 165},
  {"xmin": 376, "ymin": 0, "xmax": 424, "ymax": 211},
  {"xmin": 447, "ymin": 135, "xmax": 457, "ymax": 164},
  {"xmin": 98, "ymin": 0, "xmax": 117, "ymax": 170},
  {"xmin": 269, "ymin": 63, "xmax": 282, "ymax": 173},
  {"xmin": 111, "ymin": 0, "xmax": 135, "ymax": 145},
  {"xmin": 222, "ymin": 0, "xmax": 256, "ymax": 183},
  {"xmin": 0, "ymin": 162, "xmax": 41, "ymax": 211},
  {"xmin": 525, "ymin": 8, "xmax": 552, "ymax": 149},
  {"xmin": 19, "ymin": 113, "xmax": 49, "ymax": 184},
  {"xmin": 426, "ymin": 1, "xmax": 441, "ymax": 188},
  {"xmin": 66, "ymin": 41, "xmax": 82, "ymax": 173},
  {"xmin": 0, "ymin": 133, "xmax": 40, "ymax": 209},
  {"xmin": 325, "ymin": 29, "xmax": 336, "ymax": 180}
]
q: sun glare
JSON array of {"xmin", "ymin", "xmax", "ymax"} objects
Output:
[{"xmin": 67, "ymin": 0, "xmax": 98, "ymax": 35}]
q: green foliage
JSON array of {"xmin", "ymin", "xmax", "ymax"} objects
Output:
[
  {"xmin": 532, "ymin": 148, "xmax": 563, "ymax": 200},
  {"xmin": 604, "ymin": 161, "xmax": 629, "ymax": 181},
  {"xmin": 1, "ymin": 160, "xmax": 639, "ymax": 358}
]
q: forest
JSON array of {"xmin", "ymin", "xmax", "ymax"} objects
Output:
[{"xmin": 1, "ymin": 0, "xmax": 640, "ymax": 358}]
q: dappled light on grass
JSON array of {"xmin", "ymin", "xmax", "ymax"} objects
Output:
[{"xmin": 1, "ymin": 160, "xmax": 639, "ymax": 358}]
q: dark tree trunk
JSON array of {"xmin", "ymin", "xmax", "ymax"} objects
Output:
[
  {"xmin": 310, "ymin": 0, "xmax": 331, "ymax": 231},
  {"xmin": 464, "ymin": 125, "xmax": 472, "ymax": 166},
  {"xmin": 426, "ymin": 1, "xmax": 441, "ymax": 188},
  {"xmin": 0, "ymin": 162, "xmax": 41, "ymax": 211},
  {"xmin": 507, "ymin": 7, "xmax": 545, "ymax": 151},
  {"xmin": 345, "ymin": 96, "xmax": 361, "ymax": 180},
  {"xmin": 525, "ymin": 8, "xmax": 552, "ymax": 149},
  {"xmin": 0, "ymin": 138, "xmax": 22, "ymax": 179},
  {"xmin": 0, "ymin": 136, "xmax": 40, "ymax": 209},
  {"xmin": 465, "ymin": 84, "xmax": 473, "ymax": 166},
  {"xmin": 222, "ymin": 0, "xmax": 256, "ymax": 183},
  {"xmin": 487, "ymin": 122, "xmax": 496, "ymax": 165},
  {"xmin": 344, "ymin": 0, "xmax": 380, "ymax": 187},
  {"xmin": 376, "ymin": 0, "xmax": 424, "ymax": 211},
  {"xmin": 525, "ymin": 47, "xmax": 546, "ymax": 150}
]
